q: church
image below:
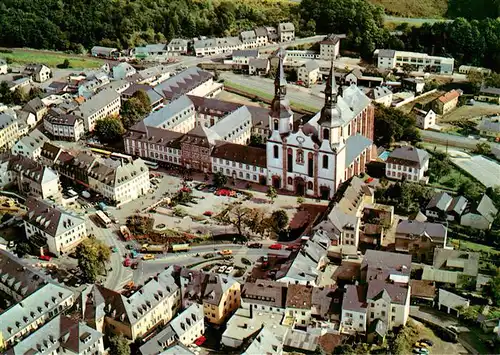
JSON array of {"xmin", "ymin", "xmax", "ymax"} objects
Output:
[{"xmin": 124, "ymin": 55, "xmax": 375, "ymax": 199}]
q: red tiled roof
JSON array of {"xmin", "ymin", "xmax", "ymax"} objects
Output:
[{"xmin": 438, "ymin": 90, "xmax": 460, "ymax": 103}]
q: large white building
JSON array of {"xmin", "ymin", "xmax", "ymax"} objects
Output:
[
  {"xmin": 375, "ymin": 49, "xmax": 454, "ymax": 74},
  {"xmin": 385, "ymin": 146, "xmax": 429, "ymax": 183},
  {"xmin": 72, "ymin": 89, "xmax": 121, "ymax": 132},
  {"xmin": 24, "ymin": 197, "xmax": 87, "ymax": 255},
  {"xmin": 0, "ymin": 112, "xmax": 20, "ymax": 150},
  {"xmin": 11, "ymin": 129, "xmax": 49, "ymax": 159},
  {"xmin": 44, "ymin": 109, "xmax": 85, "ymax": 141}
]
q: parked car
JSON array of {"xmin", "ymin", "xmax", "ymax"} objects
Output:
[
  {"xmin": 219, "ymin": 249, "xmax": 233, "ymax": 256},
  {"xmin": 131, "ymin": 262, "xmax": 139, "ymax": 270},
  {"xmin": 419, "ymin": 339, "xmax": 434, "ymax": 347},
  {"xmin": 39, "ymin": 255, "xmax": 52, "ymax": 261},
  {"xmin": 217, "ymin": 265, "xmax": 227, "ymax": 273},
  {"xmin": 269, "ymin": 243, "xmax": 282, "ymax": 250},
  {"xmin": 203, "ymin": 211, "xmax": 213, "ymax": 217},
  {"xmin": 225, "ymin": 266, "xmax": 234, "ymax": 274},
  {"xmin": 286, "ymin": 244, "xmax": 300, "ymax": 251},
  {"xmin": 123, "ymin": 258, "xmax": 132, "ymax": 267},
  {"xmin": 142, "ymin": 254, "xmax": 155, "ymax": 260},
  {"xmin": 111, "ymin": 246, "xmax": 118, "ymax": 253},
  {"xmin": 248, "ymin": 243, "xmax": 263, "ymax": 249}
]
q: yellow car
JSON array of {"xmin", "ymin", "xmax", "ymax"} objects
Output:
[
  {"xmin": 142, "ymin": 254, "xmax": 155, "ymax": 260},
  {"xmin": 419, "ymin": 343, "xmax": 430, "ymax": 349},
  {"xmin": 219, "ymin": 249, "xmax": 233, "ymax": 256},
  {"xmin": 414, "ymin": 342, "xmax": 422, "ymax": 348}
]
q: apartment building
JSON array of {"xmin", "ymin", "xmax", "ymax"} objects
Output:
[
  {"xmin": 22, "ymin": 97, "xmax": 48, "ymax": 122},
  {"xmin": 278, "ymin": 22, "xmax": 295, "ymax": 42},
  {"xmin": 369, "ymin": 86, "xmax": 393, "ymax": 107},
  {"xmin": 72, "ymin": 89, "xmax": 121, "ymax": 131},
  {"xmin": 81, "ymin": 268, "xmax": 181, "ymax": 341},
  {"xmin": 24, "ymin": 63, "xmax": 52, "ymax": 83},
  {"xmin": 297, "ymin": 61, "xmax": 320, "ymax": 87},
  {"xmin": 232, "ymin": 49, "xmax": 259, "ymax": 65},
  {"xmin": 11, "ymin": 129, "xmax": 49, "ymax": 159},
  {"xmin": 44, "ymin": 109, "xmax": 85, "ymax": 141},
  {"xmin": 425, "ymin": 191, "xmax": 468, "ymax": 221},
  {"xmin": 341, "ymin": 284, "xmax": 368, "ymax": 333},
  {"xmin": 385, "ymin": 146, "xmax": 429, "ymax": 183},
  {"xmin": 254, "ymin": 27, "xmax": 270, "ymax": 46},
  {"xmin": 240, "ymin": 280, "xmax": 288, "ymax": 314},
  {"xmin": 194, "ymin": 37, "xmax": 243, "ymax": 57},
  {"xmin": 413, "ymin": 108, "xmax": 436, "ymax": 130},
  {"xmin": 395, "ymin": 220, "xmax": 448, "ymax": 263},
  {"xmin": 167, "ymin": 38, "xmax": 189, "ymax": 55},
  {"xmin": 319, "ymin": 34, "xmax": 340, "ymax": 60},
  {"xmin": 240, "ymin": 31, "xmax": 258, "ymax": 48},
  {"xmin": 169, "ymin": 303, "xmax": 204, "ymax": 346},
  {"xmin": 433, "ymin": 90, "xmax": 461, "ymax": 115},
  {"xmin": 0, "ymin": 283, "xmax": 74, "ymax": 349},
  {"xmin": 88, "ymin": 157, "xmax": 150, "ymax": 205},
  {"xmin": 5, "ymin": 315, "xmax": 104, "ymax": 355},
  {"xmin": 0, "ymin": 113, "xmax": 20, "ymax": 150},
  {"xmin": 375, "ymin": 49, "xmax": 454, "ymax": 74},
  {"xmin": 24, "ymin": 197, "xmax": 87, "ymax": 255},
  {"xmin": 366, "ymin": 280, "xmax": 410, "ymax": 331},
  {"xmin": 112, "ymin": 62, "xmax": 137, "ymax": 80}
]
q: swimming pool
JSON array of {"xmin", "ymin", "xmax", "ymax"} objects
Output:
[{"xmin": 379, "ymin": 151, "xmax": 390, "ymax": 161}]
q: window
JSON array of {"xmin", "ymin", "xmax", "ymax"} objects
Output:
[
  {"xmin": 391, "ymin": 315, "xmax": 396, "ymax": 322},
  {"xmin": 273, "ymin": 119, "xmax": 279, "ymax": 131},
  {"xmin": 273, "ymin": 145, "xmax": 279, "ymax": 159},
  {"xmin": 307, "ymin": 181, "xmax": 313, "ymax": 190},
  {"xmin": 392, "ymin": 307, "xmax": 396, "ymax": 313},
  {"xmin": 239, "ymin": 172, "xmax": 243, "ymax": 178},
  {"xmin": 322, "ymin": 155, "xmax": 328, "ymax": 169},
  {"xmin": 370, "ymin": 312, "xmax": 374, "ymax": 318},
  {"xmin": 288, "ymin": 177, "xmax": 293, "ymax": 185},
  {"xmin": 253, "ymin": 175, "xmax": 257, "ymax": 181},
  {"xmin": 381, "ymin": 311, "xmax": 386, "ymax": 317}
]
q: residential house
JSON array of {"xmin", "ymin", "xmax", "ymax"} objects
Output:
[
  {"xmin": 265, "ymin": 27, "xmax": 278, "ymax": 42},
  {"xmin": 366, "ymin": 280, "xmax": 410, "ymax": 330},
  {"xmin": 8, "ymin": 156, "xmax": 61, "ymax": 201},
  {"xmin": 395, "ymin": 220, "xmax": 448, "ymax": 263},
  {"xmin": 361, "ymin": 250, "xmax": 412, "ymax": 284},
  {"xmin": 374, "ymin": 49, "xmax": 454, "ymax": 74},
  {"xmin": 193, "ymin": 37, "xmax": 242, "ymax": 57},
  {"xmin": 240, "ymin": 30, "xmax": 258, "ymax": 48},
  {"xmin": 433, "ymin": 90, "xmax": 461, "ymax": 115},
  {"xmin": 477, "ymin": 86, "xmax": 500, "ymax": 104},
  {"xmin": 139, "ymin": 325, "xmax": 176, "ymax": 355},
  {"xmin": 15, "ymin": 110, "xmax": 36, "ymax": 134},
  {"xmin": 24, "ymin": 63, "xmax": 51, "ymax": 83},
  {"xmin": 341, "ymin": 284, "xmax": 368, "ymax": 333},
  {"xmin": 8, "ymin": 77, "xmax": 32, "ymax": 92},
  {"xmin": 402, "ymin": 78, "xmax": 425, "ymax": 94},
  {"xmin": 414, "ymin": 108, "xmax": 436, "ymax": 129},
  {"xmin": 425, "ymin": 191, "xmax": 468, "ymax": 221},
  {"xmin": 278, "ymin": 22, "xmax": 295, "ymax": 42},
  {"xmin": 369, "ymin": 86, "xmax": 393, "ymax": 107},
  {"xmin": 44, "ymin": 109, "xmax": 85, "ymax": 141},
  {"xmin": 80, "ymin": 268, "xmax": 181, "ymax": 340},
  {"xmin": 437, "ymin": 289, "xmax": 469, "ymax": 317},
  {"xmin": 409, "ymin": 280, "xmax": 436, "ymax": 306},
  {"xmin": 253, "ymin": 27, "xmax": 269, "ymax": 46},
  {"xmin": 477, "ymin": 117, "xmax": 500, "ymax": 139},
  {"xmin": 458, "ymin": 65, "xmax": 492, "ymax": 75},
  {"xmin": 248, "ymin": 58, "xmax": 270, "ymax": 76},
  {"xmin": 0, "ymin": 113, "xmax": 20, "ymax": 150},
  {"xmin": 134, "ymin": 43, "xmax": 168, "ymax": 60},
  {"xmin": 240, "ymin": 279, "xmax": 288, "ymax": 314},
  {"xmin": 24, "ymin": 197, "xmax": 86, "ymax": 255},
  {"xmin": 152, "ymin": 67, "xmax": 218, "ymax": 100},
  {"xmin": 170, "ymin": 303, "xmax": 204, "ymax": 346},
  {"xmin": 22, "ymin": 97, "xmax": 48, "ymax": 122},
  {"xmin": 136, "ymin": 65, "xmax": 171, "ymax": 86},
  {"xmin": 385, "ymin": 146, "xmax": 429, "ymax": 183},
  {"xmin": 167, "ymin": 38, "xmax": 189, "ymax": 55},
  {"xmin": 5, "ymin": 315, "xmax": 104, "ymax": 355},
  {"xmin": 319, "ymin": 34, "xmax": 340, "ymax": 61},
  {"xmin": 285, "ymin": 284, "xmax": 314, "ymax": 327},
  {"xmin": 11, "ymin": 129, "xmax": 49, "ymax": 159},
  {"xmin": 77, "ymin": 75, "xmax": 110, "ymax": 98},
  {"xmin": 113, "ymin": 62, "xmax": 137, "ymax": 80},
  {"xmin": 242, "ymin": 326, "xmax": 284, "ymax": 355},
  {"xmin": 91, "ymin": 46, "xmax": 118, "ymax": 58},
  {"xmin": 297, "ymin": 61, "xmax": 320, "ymax": 87},
  {"xmin": 344, "ymin": 69, "xmax": 384, "ymax": 88},
  {"xmin": 461, "ymin": 194, "xmax": 498, "ymax": 230},
  {"xmin": 0, "ymin": 158, "xmax": 16, "ymax": 188},
  {"xmin": 232, "ymin": 49, "xmax": 259, "ymax": 66},
  {"xmin": 0, "ymin": 283, "xmax": 74, "ymax": 349},
  {"xmin": 0, "ymin": 59, "xmax": 7, "ymax": 75},
  {"xmin": 72, "ymin": 89, "xmax": 121, "ymax": 131}
]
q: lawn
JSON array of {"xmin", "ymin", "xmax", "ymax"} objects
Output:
[
  {"xmin": 451, "ymin": 239, "xmax": 500, "ymax": 255},
  {"xmin": 370, "ymin": 0, "xmax": 448, "ymax": 18},
  {"xmin": 0, "ymin": 49, "xmax": 104, "ymax": 69},
  {"xmin": 430, "ymin": 165, "xmax": 477, "ymax": 191}
]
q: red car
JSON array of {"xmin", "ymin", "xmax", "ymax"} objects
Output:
[
  {"xmin": 269, "ymin": 243, "xmax": 282, "ymax": 250},
  {"xmin": 365, "ymin": 177, "xmax": 374, "ymax": 183},
  {"xmin": 203, "ymin": 211, "xmax": 213, "ymax": 216},
  {"xmin": 123, "ymin": 258, "xmax": 131, "ymax": 267},
  {"xmin": 39, "ymin": 255, "xmax": 52, "ymax": 261},
  {"xmin": 194, "ymin": 335, "xmax": 206, "ymax": 346},
  {"xmin": 286, "ymin": 244, "xmax": 301, "ymax": 251}
]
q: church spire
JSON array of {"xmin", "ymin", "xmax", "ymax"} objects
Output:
[
  {"xmin": 269, "ymin": 47, "xmax": 293, "ymax": 134},
  {"xmin": 274, "ymin": 47, "xmax": 287, "ymax": 98},
  {"xmin": 324, "ymin": 60, "xmax": 338, "ymax": 108}
]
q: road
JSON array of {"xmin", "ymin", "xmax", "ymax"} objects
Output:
[
  {"xmin": 420, "ymin": 129, "xmax": 500, "ymax": 153},
  {"xmin": 383, "ymin": 16, "xmax": 453, "ymax": 25},
  {"xmin": 220, "ymin": 72, "xmax": 324, "ymax": 111}
]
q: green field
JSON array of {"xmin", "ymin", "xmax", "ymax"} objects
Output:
[
  {"xmin": 370, "ymin": 0, "xmax": 448, "ymax": 18},
  {"xmin": 0, "ymin": 49, "xmax": 104, "ymax": 69}
]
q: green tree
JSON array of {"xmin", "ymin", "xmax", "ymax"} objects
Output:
[
  {"xmin": 28, "ymin": 87, "xmax": 43, "ymax": 101},
  {"xmin": 213, "ymin": 171, "xmax": 227, "ymax": 188},
  {"xmin": 484, "ymin": 268, "xmax": 500, "ymax": 306},
  {"xmin": 15, "ymin": 242, "xmax": 32, "ymax": 258},
  {"xmin": 94, "ymin": 117, "xmax": 125, "ymax": 143},
  {"xmin": 250, "ymin": 135, "xmax": 263, "ymax": 146},
  {"xmin": 429, "ymin": 151, "xmax": 452, "ymax": 182},
  {"xmin": 472, "ymin": 142, "xmax": 492, "ymax": 155},
  {"xmin": 121, "ymin": 90, "xmax": 150, "ymax": 128},
  {"xmin": 458, "ymin": 180, "xmax": 483, "ymax": 202},
  {"xmin": 266, "ymin": 186, "xmax": 277, "ymax": 203},
  {"xmin": 244, "ymin": 208, "xmax": 266, "ymax": 237},
  {"xmin": 76, "ymin": 237, "xmax": 111, "ymax": 283},
  {"xmin": 12, "ymin": 87, "xmax": 27, "ymax": 105},
  {"xmin": 332, "ymin": 344, "xmax": 354, "ymax": 355},
  {"xmin": 374, "ymin": 104, "xmax": 421, "ymax": 147},
  {"xmin": 467, "ymin": 70, "xmax": 484, "ymax": 93},
  {"xmin": 58, "ymin": 59, "xmax": 70, "ymax": 68},
  {"xmin": 270, "ymin": 209, "xmax": 289, "ymax": 234},
  {"xmin": 108, "ymin": 333, "xmax": 130, "ymax": 355}
]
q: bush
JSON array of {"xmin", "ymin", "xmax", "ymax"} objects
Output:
[{"xmin": 173, "ymin": 206, "xmax": 187, "ymax": 217}]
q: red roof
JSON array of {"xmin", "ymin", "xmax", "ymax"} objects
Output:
[{"xmin": 438, "ymin": 90, "xmax": 460, "ymax": 104}]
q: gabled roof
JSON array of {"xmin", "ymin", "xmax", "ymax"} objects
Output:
[
  {"xmin": 279, "ymin": 22, "xmax": 295, "ymax": 31},
  {"xmin": 169, "ymin": 303, "xmax": 203, "ymax": 337},
  {"xmin": 342, "ymin": 284, "xmax": 367, "ymax": 312},
  {"xmin": 241, "ymin": 280, "xmax": 287, "ymax": 309},
  {"xmin": 320, "ymin": 34, "xmax": 340, "ymax": 45},
  {"xmin": 22, "ymin": 97, "xmax": 45, "ymax": 114},
  {"xmin": 211, "ymin": 141, "xmax": 266, "ymax": 168},
  {"xmin": 477, "ymin": 117, "xmax": 500, "ymax": 133},
  {"xmin": 285, "ymin": 284, "xmax": 313, "ymax": 309},
  {"xmin": 387, "ymin": 146, "xmax": 429, "ymax": 168},
  {"xmin": 367, "ymin": 279, "xmax": 409, "ymax": 305},
  {"xmin": 476, "ymin": 194, "xmax": 498, "ymax": 223},
  {"xmin": 426, "ymin": 191, "xmax": 453, "ymax": 212},
  {"xmin": 362, "ymin": 250, "xmax": 412, "ymax": 282},
  {"xmin": 432, "ymin": 248, "xmax": 479, "ymax": 277},
  {"xmin": 345, "ymin": 134, "xmax": 372, "ymax": 166},
  {"xmin": 437, "ymin": 90, "xmax": 460, "ymax": 104},
  {"xmin": 181, "ymin": 126, "xmax": 220, "ymax": 148},
  {"xmin": 396, "ymin": 220, "xmax": 447, "ymax": 240},
  {"xmin": 233, "ymin": 49, "xmax": 258, "ymax": 58}
]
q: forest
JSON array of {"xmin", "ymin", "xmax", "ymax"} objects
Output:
[{"xmin": 1, "ymin": 0, "xmax": 500, "ymax": 71}]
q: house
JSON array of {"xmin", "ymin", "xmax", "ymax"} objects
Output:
[
  {"xmin": 461, "ymin": 194, "xmax": 498, "ymax": 230},
  {"xmin": 374, "ymin": 49, "xmax": 454, "ymax": 74},
  {"xmin": 477, "ymin": 117, "xmax": 500, "ymax": 139},
  {"xmin": 242, "ymin": 326, "xmax": 284, "ymax": 355},
  {"xmin": 24, "ymin": 63, "xmax": 51, "ymax": 83},
  {"xmin": 8, "ymin": 77, "xmax": 32, "ymax": 92},
  {"xmin": 297, "ymin": 61, "xmax": 320, "ymax": 87},
  {"xmin": 193, "ymin": 37, "xmax": 242, "ymax": 57},
  {"xmin": 136, "ymin": 65, "xmax": 171, "ymax": 86},
  {"xmin": 265, "ymin": 26, "xmax": 278, "ymax": 42},
  {"xmin": 5, "ymin": 315, "xmax": 104, "ymax": 355},
  {"xmin": 249, "ymin": 58, "xmax": 270, "ymax": 76},
  {"xmin": 477, "ymin": 86, "xmax": 500, "ymax": 104},
  {"xmin": 167, "ymin": 38, "xmax": 189, "ymax": 55},
  {"xmin": 44, "ymin": 109, "xmax": 85, "ymax": 141},
  {"xmin": 395, "ymin": 220, "xmax": 448, "ymax": 263},
  {"xmin": 458, "ymin": 65, "xmax": 492, "ymax": 76},
  {"xmin": 24, "ymin": 197, "xmax": 86, "ymax": 255},
  {"xmin": 139, "ymin": 326, "xmax": 176, "ymax": 355},
  {"xmin": 240, "ymin": 30, "xmax": 258, "ymax": 48},
  {"xmin": 22, "ymin": 97, "xmax": 48, "ymax": 122},
  {"xmin": 8, "ymin": 155, "xmax": 61, "ymax": 201},
  {"xmin": 425, "ymin": 191, "xmax": 468, "ymax": 221},
  {"xmin": 112, "ymin": 62, "xmax": 137, "ymax": 80},
  {"xmin": 91, "ymin": 46, "xmax": 118, "ymax": 58},
  {"xmin": 254, "ymin": 27, "xmax": 269, "ymax": 46},
  {"xmin": 361, "ymin": 250, "xmax": 412, "ymax": 284},
  {"xmin": 344, "ymin": 68, "xmax": 383, "ymax": 88},
  {"xmin": 121, "ymin": 83, "xmax": 164, "ymax": 108},
  {"xmin": 433, "ymin": 90, "xmax": 461, "ymax": 115},
  {"xmin": 0, "ymin": 283, "xmax": 74, "ymax": 349},
  {"xmin": 240, "ymin": 279, "xmax": 288, "ymax": 314},
  {"xmin": 409, "ymin": 280, "xmax": 436, "ymax": 305},
  {"xmin": 11, "ymin": 129, "xmax": 49, "ymax": 159},
  {"xmin": 133, "ymin": 43, "xmax": 168, "ymax": 60},
  {"xmin": 402, "ymin": 78, "xmax": 425, "ymax": 94},
  {"xmin": 341, "ymin": 284, "xmax": 367, "ymax": 333},
  {"xmin": 319, "ymin": 34, "xmax": 340, "ymax": 61},
  {"xmin": 81, "ymin": 269, "xmax": 180, "ymax": 341},
  {"xmin": 414, "ymin": 108, "xmax": 436, "ymax": 130},
  {"xmin": 437, "ymin": 289, "xmax": 469, "ymax": 317},
  {"xmin": 366, "ymin": 280, "xmax": 410, "ymax": 330},
  {"xmin": 72, "ymin": 89, "xmax": 121, "ymax": 131},
  {"xmin": 285, "ymin": 284, "xmax": 314, "ymax": 326},
  {"xmin": 169, "ymin": 303, "xmax": 204, "ymax": 346},
  {"xmin": 369, "ymin": 86, "xmax": 393, "ymax": 107},
  {"xmin": 0, "ymin": 59, "xmax": 7, "ymax": 75},
  {"xmin": 232, "ymin": 49, "xmax": 259, "ymax": 65},
  {"xmin": 0, "ymin": 113, "xmax": 20, "ymax": 150},
  {"xmin": 278, "ymin": 22, "xmax": 295, "ymax": 42},
  {"xmin": 385, "ymin": 146, "xmax": 429, "ymax": 183}
]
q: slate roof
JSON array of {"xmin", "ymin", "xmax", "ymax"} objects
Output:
[
  {"xmin": 438, "ymin": 289, "xmax": 469, "ymax": 309},
  {"xmin": 396, "ymin": 220, "xmax": 447, "ymax": 239},
  {"xmin": 153, "ymin": 67, "xmax": 213, "ymax": 101},
  {"xmin": 45, "ymin": 109, "xmax": 81, "ymax": 126},
  {"xmin": 477, "ymin": 117, "xmax": 500, "ymax": 133},
  {"xmin": 387, "ymin": 146, "xmax": 429, "ymax": 168},
  {"xmin": 447, "ymin": 196, "xmax": 468, "ymax": 215},
  {"xmin": 242, "ymin": 326, "xmax": 283, "ymax": 355},
  {"xmin": 432, "ymin": 248, "xmax": 479, "ymax": 277},
  {"xmin": 8, "ymin": 155, "xmax": 59, "ymax": 185},
  {"xmin": 139, "ymin": 325, "xmax": 176, "ymax": 355},
  {"xmin": 211, "ymin": 141, "xmax": 266, "ymax": 168},
  {"xmin": 123, "ymin": 83, "xmax": 164, "ymax": 105},
  {"xmin": 169, "ymin": 303, "xmax": 204, "ymax": 338},
  {"xmin": 143, "ymin": 95, "xmax": 194, "ymax": 128},
  {"xmin": 345, "ymin": 134, "xmax": 372, "ymax": 166},
  {"xmin": 241, "ymin": 280, "xmax": 287, "ymax": 309},
  {"xmin": 127, "ymin": 122, "xmax": 184, "ymax": 149},
  {"xmin": 342, "ymin": 284, "xmax": 367, "ymax": 312},
  {"xmin": 181, "ymin": 126, "xmax": 220, "ymax": 148},
  {"xmin": 367, "ymin": 279, "xmax": 409, "ymax": 305},
  {"xmin": 75, "ymin": 89, "xmax": 120, "ymax": 118},
  {"xmin": 249, "ymin": 58, "xmax": 269, "ymax": 69},
  {"xmin": 320, "ymin": 34, "xmax": 340, "ymax": 45},
  {"xmin": 426, "ymin": 191, "xmax": 453, "ymax": 212},
  {"xmin": 279, "ymin": 22, "xmax": 295, "ymax": 31},
  {"xmin": 13, "ymin": 129, "xmax": 49, "ymax": 154},
  {"xmin": 254, "ymin": 27, "xmax": 268, "ymax": 37},
  {"xmin": 22, "ymin": 97, "xmax": 45, "ymax": 114},
  {"xmin": 362, "ymin": 250, "xmax": 412, "ymax": 282},
  {"xmin": 476, "ymin": 194, "xmax": 498, "ymax": 223},
  {"xmin": 233, "ymin": 49, "xmax": 258, "ymax": 58},
  {"xmin": 301, "ymin": 60, "xmax": 320, "ymax": 72},
  {"xmin": 377, "ymin": 49, "xmax": 396, "ymax": 58}
]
